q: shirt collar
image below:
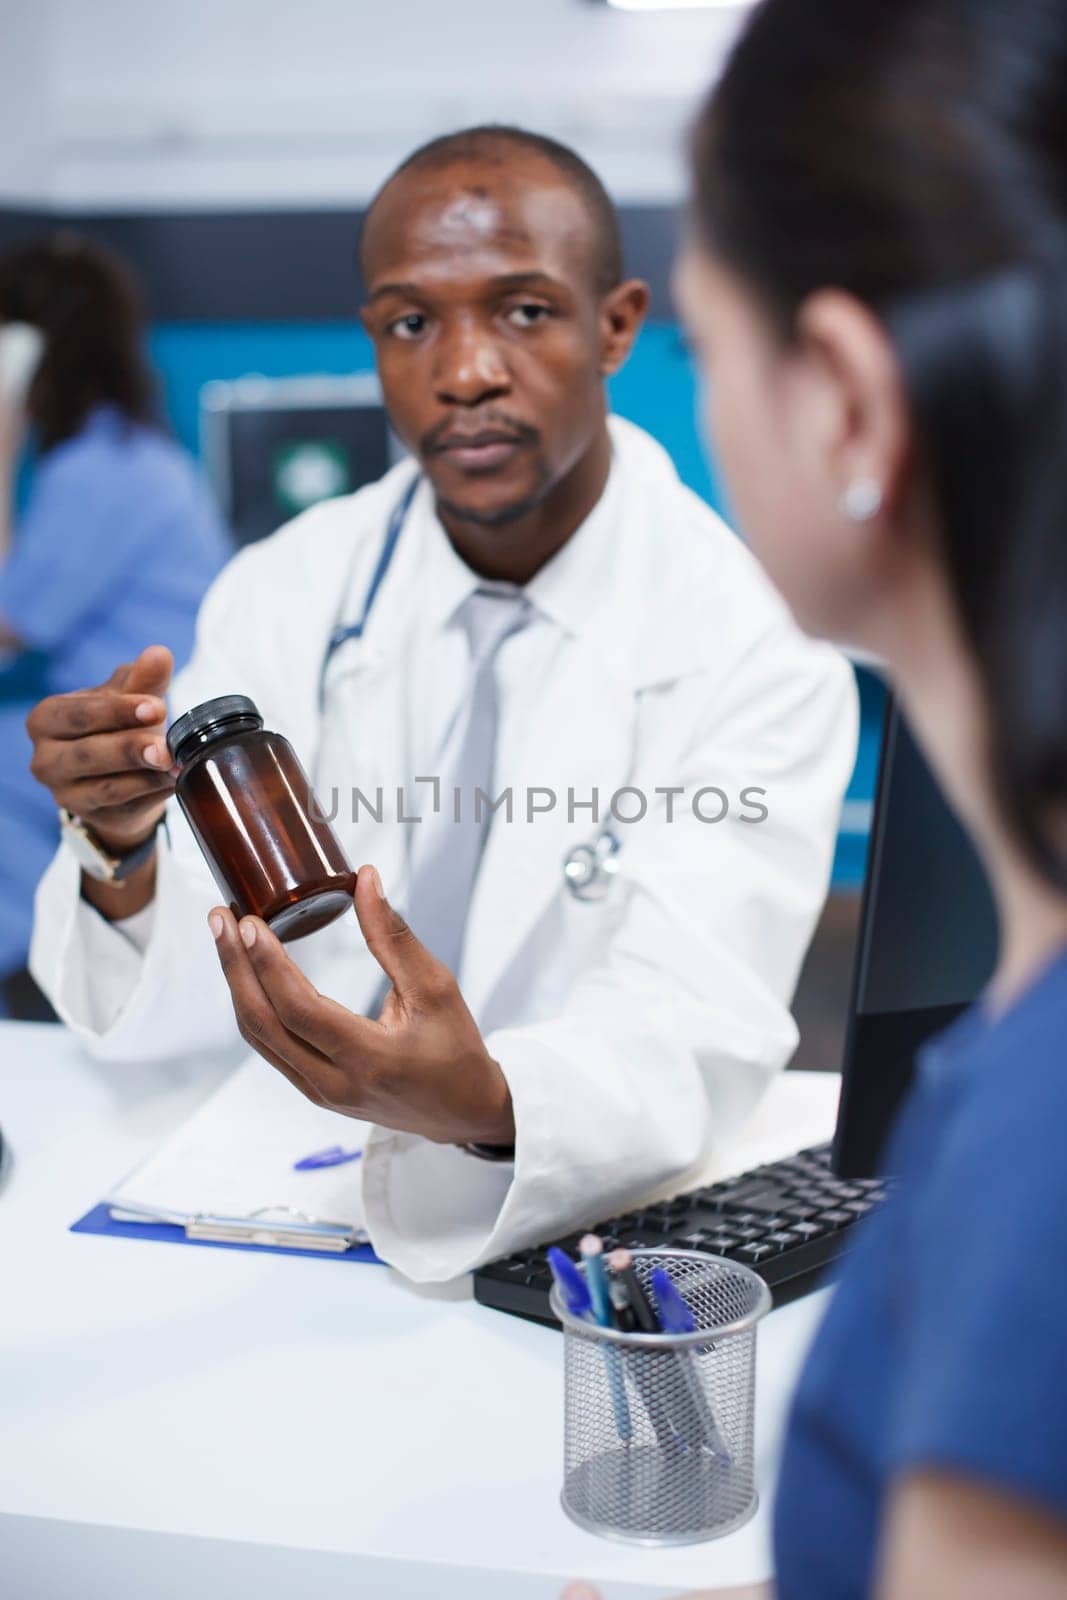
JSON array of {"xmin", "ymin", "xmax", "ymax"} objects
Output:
[
  {"xmin": 410, "ymin": 478, "xmax": 488, "ymax": 632},
  {"xmin": 412, "ymin": 447, "xmax": 620, "ymax": 638},
  {"xmin": 524, "ymin": 452, "xmax": 619, "ymax": 637}
]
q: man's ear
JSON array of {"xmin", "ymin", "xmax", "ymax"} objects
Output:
[{"xmin": 599, "ymin": 279, "xmax": 650, "ymax": 376}]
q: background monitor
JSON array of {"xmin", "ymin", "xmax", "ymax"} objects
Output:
[
  {"xmin": 833, "ymin": 693, "xmax": 999, "ymax": 1177},
  {"xmin": 200, "ymin": 373, "xmax": 400, "ymax": 548}
]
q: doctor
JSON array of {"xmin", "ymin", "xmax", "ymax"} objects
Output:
[{"xmin": 26, "ymin": 126, "xmax": 857, "ymax": 1281}]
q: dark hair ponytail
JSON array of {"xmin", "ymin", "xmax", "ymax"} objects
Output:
[{"xmin": 690, "ymin": 0, "xmax": 1067, "ymax": 888}]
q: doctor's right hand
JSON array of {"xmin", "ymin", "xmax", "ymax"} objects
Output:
[
  {"xmin": 209, "ymin": 865, "xmax": 517, "ymax": 1149},
  {"xmin": 26, "ymin": 644, "xmax": 177, "ymax": 854}
]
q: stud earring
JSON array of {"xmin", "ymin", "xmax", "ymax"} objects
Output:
[{"xmin": 840, "ymin": 477, "xmax": 884, "ymax": 523}]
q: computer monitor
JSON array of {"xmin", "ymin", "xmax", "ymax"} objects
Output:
[
  {"xmin": 832, "ymin": 692, "xmax": 999, "ymax": 1178},
  {"xmin": 200, "ymin": 374, "xmax": 400, "ymax": 548}
]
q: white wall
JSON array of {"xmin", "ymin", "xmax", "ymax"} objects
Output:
[
  {"xmin": 0, "ymin": 4, "xmax": 52, "ymax": 203},
  {"xmin": 8, "ymin": 0, "xmax": 752, "ymax": 211}
]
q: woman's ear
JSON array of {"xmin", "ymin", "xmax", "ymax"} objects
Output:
[
  {"xmin": 793, "ymin": 288, "xmax": 913, "ymax": 522},
  {"xmin": 599, "ymin": 279, "xmax": 651, "ymax": 377}
]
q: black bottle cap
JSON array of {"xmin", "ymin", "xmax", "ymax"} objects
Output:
[{"xmin": 167, "ymin": 695, "xmax": 263, "ymax": 764}]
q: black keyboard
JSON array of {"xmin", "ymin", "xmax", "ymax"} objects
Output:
[{"xmin": 473, "ymin": 1143, "xmax": 887, "ymax": 1327}]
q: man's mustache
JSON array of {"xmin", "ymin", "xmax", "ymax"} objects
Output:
[{"xmin": 420, "ymin": 413, "xmax": 541, "ymax": 456}]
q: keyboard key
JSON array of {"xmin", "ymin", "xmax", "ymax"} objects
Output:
[
  {"xmin": 782, "ymin": 1204, "xmax": 820, "ymax": 1221},
  {"xmin": 843, "ymin": 1198, "xmax": 877, "ymax": 1217},
  {"xmin": 686, "ymin": 1228, "xmax": 734, "ymax": 1247},
  {"xmin": 700, "ymin": 1235, "xmax": 742, "ymax": 1254},
  {"xmin": 638, "ymin": 1216, "xmax": 675, "ymax": 1237},
  {"xmin": 725, "ymin": 1186, "xmax": 794, "ymax": 1213},
  {"xmin": 732, "ymin": 1241, "xmax": 781, "ymax": 1263},
  {"xmin": 645, "ymin": 1197, "xmax": 693, "ymax": 1218},
  {"xmin": 763, "ymin": 1231, "xmax": 802, "ymax": 1249},
  {"xmin": 788, "ymin": 1221, "xmax": 826, "ymax": 1241},
  {"xmin": 817, "ymin": 1209, "xmax": 856, "ymax": 1230}
]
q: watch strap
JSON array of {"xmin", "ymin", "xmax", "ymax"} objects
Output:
[
  {"xmin": 111, "ymin": 825, "xmax": 161, "ymax": 881},
  {"xmin": 60, "ymin": 809, "xmax": 162, "ymax": 883}
]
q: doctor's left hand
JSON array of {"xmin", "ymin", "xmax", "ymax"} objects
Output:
[{"xmin": 208, "ymin": 865, "xmax": 515, "ymax": 1148}]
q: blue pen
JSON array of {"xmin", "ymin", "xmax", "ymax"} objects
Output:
[
  {"xmin": 650, "ymin": 1268, "xmax": 732, "ymax": 1463},
  {"xmin": 649, "ymin": 1267, "xmax": 697, "ymax": 1333},
  {"xmin": 547, "ymin": 1247, "xmax": 594, "ymax": 1319},
  {"xmin": 580, "ymin": 1235, "xmax": 633, "ymax": 1444},
  {"xmin": 293, "ymin": 1145, "xmax": 363, "ymax": 1172}
]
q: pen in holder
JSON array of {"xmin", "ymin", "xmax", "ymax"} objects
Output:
[{"xmin": 551, "ymin": 1248, "xmax": 771, "ymax": 1546}]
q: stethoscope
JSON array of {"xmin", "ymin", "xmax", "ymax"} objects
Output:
[{"xmin": 317, "ymin": 472, "xmax": 624, "ymax": 904}]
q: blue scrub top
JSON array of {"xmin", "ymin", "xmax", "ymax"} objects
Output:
[
  {"xmin": 0, "ymin": 405, "xmax": 230, "ymax": 982},
  {"xmin": 774, "ymin": 942, "xmax": 1067, "ymax": 1599}
]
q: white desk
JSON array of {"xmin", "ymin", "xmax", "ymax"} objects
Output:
[{"xmin": 0, "ymin": 1021, "xmax": 839, "ymax": 1600}]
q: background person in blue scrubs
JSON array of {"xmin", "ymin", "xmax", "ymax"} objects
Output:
[
  {"xmin": 569, "ymin": 0, "xmax": 1067, "ymax": 1595},
  {"xmin": 0, "ymin": 237, "xmax": 229, "ymax": 1017}
]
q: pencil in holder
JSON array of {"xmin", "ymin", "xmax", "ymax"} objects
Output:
[{"xmin": 551, "ymin": 1247, "xmax": 771, "ymax": 1546}]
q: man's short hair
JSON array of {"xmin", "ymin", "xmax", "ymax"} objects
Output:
[{"xmin": 360, "ymin": 125, "xmax": 624, "ymax": 295}]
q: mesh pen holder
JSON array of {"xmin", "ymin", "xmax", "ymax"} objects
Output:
[{"xmin": 551, "ymin": 1248, "xmax": 772, "ymax": 1546}]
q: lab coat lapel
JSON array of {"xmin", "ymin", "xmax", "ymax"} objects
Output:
[
  {"xmin": 460, "ymin": 632, "xmax": 636, "ymax": 1018},
  {"xmin": 309, "ymin": 639, "xmax": 414, "ymax": 896}
]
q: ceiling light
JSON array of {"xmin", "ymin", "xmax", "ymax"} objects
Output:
[{"xmin": 602, "ymin": 1, "xmax": 755, "ymax": 12}]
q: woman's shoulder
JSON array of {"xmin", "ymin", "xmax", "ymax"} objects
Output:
[
  {"xmin": 38, "ymin": 407, "xmax": 192, "ymax": 490},
  {"xmin": 903, "ymin": 948, "xmax": 1067, "ymax": 1222}
]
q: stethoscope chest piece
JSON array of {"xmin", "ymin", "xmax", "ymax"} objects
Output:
[{"xmin": 563, "ymin": 829, "xmax": 621, "ymax": 902}]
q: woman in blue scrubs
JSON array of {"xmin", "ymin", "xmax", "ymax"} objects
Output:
[
  {"xmin": 0, "ymin": 237, "xmax": 229, "ymax": 1014},
  {"xmin": 570, "ymin": 0, "xmax": 1067, "ymax": 1595}
]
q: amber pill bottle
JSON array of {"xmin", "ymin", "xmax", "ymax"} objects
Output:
[{"xmin": 167, "ymin": 695, "xmax": 355, "ymax": 942}]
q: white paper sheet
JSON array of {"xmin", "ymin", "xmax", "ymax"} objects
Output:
[{"xmin": 108, "ymin": 1058, "xmax": 369, "ymax": 1235}]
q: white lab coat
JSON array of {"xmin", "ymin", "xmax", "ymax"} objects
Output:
[{"xmin": 30, "ymin": 417, "xmax": 858, "ymax": 1282}]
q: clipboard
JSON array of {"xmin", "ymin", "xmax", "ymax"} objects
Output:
[
  {"xmin": 71, "ymin": 1202, "xmax": 380, "ymax": 1263},
  {"xmin": 72, "ymin": 1058, "xmax": 380, "ymax": 1263}
]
